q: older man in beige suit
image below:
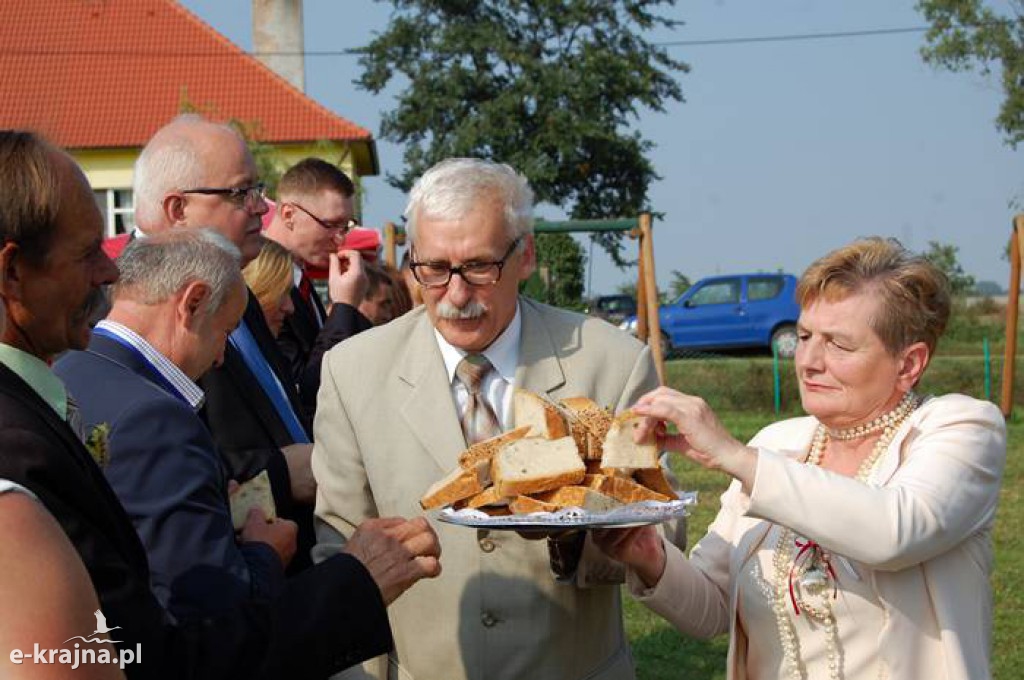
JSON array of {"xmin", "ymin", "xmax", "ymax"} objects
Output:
[{"xmin": 313, "ymin": 158, "xmax": 679, "ymax": 680}]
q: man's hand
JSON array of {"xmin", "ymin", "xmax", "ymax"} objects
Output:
[
  {"xmin": 280, "ymin": 443, "xmax": 316, "ymax": 504},
  {"xmin": 343, "ymin": 517, "xmax": 441, "ymax": 606},
  {"xmin": 327, "ymin": 250, "xmax": 368, "ymax": 307},
  {"xmin": 240, "ymin": 507, "xmax": 298, "ymax": 568},
  {"xmin": 592, "ymin": 526, "xmax": 666, "ymax": 589}
]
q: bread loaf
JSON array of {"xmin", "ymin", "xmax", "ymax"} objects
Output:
[
  {"xmin": 513, "ymin": 389, "xmax": 568, "ymax": 439},
  {"xmin": 493, "ymin": 436, "xmax": 585, "ymax": 497},
  {"xmin": 420, "ymin": 460, "xmax": 490, "ymax": 510},
  {"xmin": 600, "ymin": 410, "xmax": 658, "ymax": 471},
  {"xmin": 559, "ymin": 397, "xmax": 614, "ymax": 460}
]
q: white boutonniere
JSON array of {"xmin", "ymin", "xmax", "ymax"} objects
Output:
[{"xmin": 85, "ymin": 423, "xmax": 111, "ymax": 468}]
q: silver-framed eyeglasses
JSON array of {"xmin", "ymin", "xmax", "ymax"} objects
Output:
[
  {"xmin": 410, "ymin": 237, "xmax": 522, "ymax": 288},
  {"xmin": 181, "ymin": 182, "xmax": 266, "ymax": 210}
]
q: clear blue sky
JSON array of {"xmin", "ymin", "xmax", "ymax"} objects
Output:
[{"xmin": 181, "ymin": 0, "xmax": 1021, "ymax": 297}]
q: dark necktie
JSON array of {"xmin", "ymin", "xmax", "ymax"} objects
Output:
[{"xmin": 455, "ymin": 354, "xmax": 501, "ymax": 445}]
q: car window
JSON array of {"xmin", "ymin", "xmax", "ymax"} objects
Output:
[
  {"xmin": 688, "ymin": 280, "xmax": 740, "ymax": 306},
  {"xmin": 748, "ymin": 276, "xmax": 784, "ymax": 301}
]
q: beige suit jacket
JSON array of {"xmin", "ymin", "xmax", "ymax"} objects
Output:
[
  {"xmin": 313, "ymin": 298, "xmax": 660, "ymax": 680},
  {"xmin": 629, "ymin": 393, "xmax": 1006, "ymax": 680}
]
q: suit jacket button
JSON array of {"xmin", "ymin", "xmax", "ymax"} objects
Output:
[
  {"xmin": 479, "ymin": 537, "xmax": 496, "ymax": 553},
  {"xmin": 481, "ymin": 612, "xmax": 498, "ymax": 627}
]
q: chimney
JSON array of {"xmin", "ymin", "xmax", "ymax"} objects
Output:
[{"xmin": 252, "ymin": 0, "xmax": 305, "ymax": 92}]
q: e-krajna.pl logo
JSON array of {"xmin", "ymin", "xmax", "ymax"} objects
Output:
[{"xmin": 8, "ymin": 609, "xmax": 140, "ymax": 670}]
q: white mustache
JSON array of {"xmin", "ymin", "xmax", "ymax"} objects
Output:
[{"xmin": 436, "ymin": 300, "xmax": 487, "ymax": 320}]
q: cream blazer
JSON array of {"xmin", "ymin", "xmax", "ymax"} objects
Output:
[
  {"xmin": 629, "ymin": 394, "xmax": 1006, "ymax": 680},
  {"xmin": 312, "ymin": 299, "xmax": 662, "ymax": 680}
]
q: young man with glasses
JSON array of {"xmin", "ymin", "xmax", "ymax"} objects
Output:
[
  {"xmin": 312, "ymin": 158, "xmax": 685, "ymax": 680},
  {"xmin": 262, "ymin": 158, "xmax": 375, "ymax": 418}
]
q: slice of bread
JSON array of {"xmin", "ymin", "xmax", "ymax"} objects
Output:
[
  {"xmin": 457, "ymin": 426, "xmax": 532, "ymax": 469},
  {"xmin": 583, "ymin": 473, "xmax": 671, "ymax": 504},
  {"xmin": 634, "ymin": 466, "xmax": 677, "ymax": 498},
  {"xmin": 509, "ymin": 495, "xmax": 559, "ymax": 514},
  {"xmin": 230, "ymin": 470, "xmax": 277, "ymax": 530},
  {"xmin": 493, "ymin": 436, "xmax": 585, "ymax": 497},
  {"xmin": 600, "ymin": 410, "xmax": 658, "ymax": 471},
  {"xmin": 560, "ymin": 397, "xmax": 614, "ymax": 460},
  {"xmin": 533, "ymin": 485, "xmax": 621, "ymax": 512},
  {"xmin": 513, "ymin": 389, "xmax": 568, "ymax": 439},
  {"xmin": 454, "ymin": 485, "xmax": 510, "ymax": 510},
  {"xmin": 420, "ymin": 460, "xmax": 489, "ymax": 510}
]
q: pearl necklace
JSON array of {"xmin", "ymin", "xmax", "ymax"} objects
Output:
[
  {"xmin": 767, "ymin": 392, "xmax": 921, "ymax": 680},
  {"xmin": 825, "ymin": 392, "xmax": 919, "ymax": 441}
]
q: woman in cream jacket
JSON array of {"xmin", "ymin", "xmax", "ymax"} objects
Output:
[{"xmin": 597, "ymin": 238, "xmax": 1006, "ymax": 680}]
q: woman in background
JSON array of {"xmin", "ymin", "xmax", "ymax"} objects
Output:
[{"xmin": 242, "ymin": 239, "xmax": 295, "ymax": 338}]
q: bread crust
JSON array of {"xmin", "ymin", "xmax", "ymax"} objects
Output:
[
  {"xmin": 457, "ymin": 426, "xmax": 532, "ymax": 469},
  {"xmin": 420, "ymin": 461, "xmax": 488, "ymax": 510}
]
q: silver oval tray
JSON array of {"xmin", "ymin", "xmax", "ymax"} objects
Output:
[{"xmin": 436, "ymin": 492, "xmax": 696, "ymax": 531}]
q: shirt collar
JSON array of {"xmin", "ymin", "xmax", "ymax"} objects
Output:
[
  {"xmin": 435, "ymin": 301, "xmax": 522, "ymax": 385},
  {"xmin": 292, "ymin": 261, "xmax": 303, "ymax": 287},
  {"xmin": 0, "ymin": 343, "xmax": 68, "ymax": 418},
  {"xmin": 95, "ymin": 320, "xmax": 205, "ymax": 411}
]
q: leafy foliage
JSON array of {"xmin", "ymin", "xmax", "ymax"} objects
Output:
[
  {"xmin": 520, "ymin": 232, "xmax": 587, "ymax": 309},
  {"xmin": 917, "ymin": 0, "xmax": 1024, "ymax": 147},
  {"xmin": 355, "ymin": 0, "xmax": 687, "ymax": 263},
  {"xmin": 922, "ymin": 240, "xmax": 977, "ymax": 295}
]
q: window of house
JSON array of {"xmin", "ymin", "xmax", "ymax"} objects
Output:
[{"xmin": 93, "ymin": 189, "xmax": 135, "ymax": 237}]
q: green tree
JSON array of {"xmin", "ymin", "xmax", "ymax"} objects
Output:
[
  {"xmin": 520, "ymin": 232, "xmax": 587, "ymax": 309},
  {"xmin": 923, "ymin": 240, "xmax": 977, "ymax": 295},
  {"xmin": 917, "ymin": 1, "xmax": 1024, "ymax": 147},
  {"xmin": 355, "ymin": 0, "xmax": 687, "ymax": 265}
]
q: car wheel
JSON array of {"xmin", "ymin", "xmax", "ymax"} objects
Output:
[
  {"xmin": 772, "ymin": 324, "xmax": 798, "ymax": 358},
  {"xmin": 658, "ymin": 331, "xmax": 674, "ymax": 359}
]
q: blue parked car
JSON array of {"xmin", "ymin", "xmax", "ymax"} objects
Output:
[{"xmin": 620, "ymin": 273, "xmax": 802, "ymax": 357}]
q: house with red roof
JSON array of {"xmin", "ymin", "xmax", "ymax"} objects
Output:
[{"xmin": 0, "ymin": 0, "xmax": 377, "ymax": 237}]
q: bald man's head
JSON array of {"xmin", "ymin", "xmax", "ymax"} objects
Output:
[{"xmin": 133, "ymin": 114, "xmax": 268, "ymax": 265}]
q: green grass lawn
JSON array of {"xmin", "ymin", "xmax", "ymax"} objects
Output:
[{"xmin": 626, "ymin": 412, "xmax": 1024, "ymax": 679}]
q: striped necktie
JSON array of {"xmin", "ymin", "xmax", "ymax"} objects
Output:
[{"xmin": 456, "ymin": 354, "xmax": 501, "ymax": 445}]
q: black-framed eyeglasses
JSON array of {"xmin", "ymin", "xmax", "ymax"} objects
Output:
[
  {"xmin": 286, "ymin": 202, "xmax": 358, "ymax": 235},
  {"xmin": 410, "ymin": 237, "xmax": 522, "ymax": 288},
  {"xmin": 181, "ymin": 182, "xmax": 266, "ymax": 209}
]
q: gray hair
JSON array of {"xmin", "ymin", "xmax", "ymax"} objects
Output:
[
  {"xmin": 113, "ymin": 228, "xmax": 243, "ymax": 316},
  {"xmin": 132, "ymin": 114, "xmax": 243, "ymax": 229},
  {"xmin": 404, "ymin": 158, "xmax": 534, "ymax": 245}
]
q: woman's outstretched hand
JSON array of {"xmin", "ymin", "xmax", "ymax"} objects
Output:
[{"xmin": 631, "ymin": 387, "xmax": 758, "ymax": 488}]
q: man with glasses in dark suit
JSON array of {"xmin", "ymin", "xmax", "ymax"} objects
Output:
[
  {"xmin": 262, "ymin": 158, "xmax": 374, "ymax": 418},
  {"xmin": 132, "ymin": 114, "xmax": 318, "ymax": 571}
]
